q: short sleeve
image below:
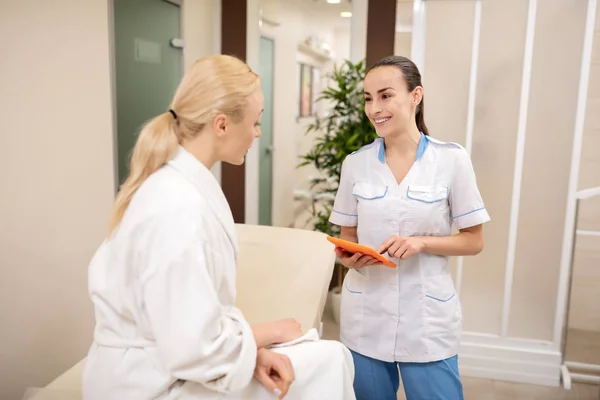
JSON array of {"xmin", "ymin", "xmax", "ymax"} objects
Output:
[
  {"xmin": 329, "ymin": 158, "xmax": 358, "ymax": 226},
  {"xmin": 449, "ymin": 148, "xmax": 491, "ymax": 230}
]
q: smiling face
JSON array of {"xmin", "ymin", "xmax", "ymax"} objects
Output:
[
  {"xmin": 363, "ymin": 65, "xmax": 423, "ymax": 138},
  {"xmin": 214, "ymin": 87, "xmax": 264, "ymax": 165}
]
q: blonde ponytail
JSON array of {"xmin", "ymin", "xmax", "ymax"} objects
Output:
[
  {"xmin": 109, "ymin": 112, "xmax": 178, "ymax": 233},
  {"xmin": 108, "ymin": 54, "xmax": 259, "ymax": 235}
]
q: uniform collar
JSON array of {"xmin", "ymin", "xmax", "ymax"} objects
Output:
[{"xmin": 378, "ymin": 132, "xmax": 429, "ymax": 163}]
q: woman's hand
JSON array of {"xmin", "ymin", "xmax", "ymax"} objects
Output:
[
  {"xmin": 377, "ymin": 235, "xmax": 425, "ymax": 260},
  {"xmin": 254, "ymin": 348, "xmax": 295, "ymax": 399},
  {"xmin": 335, "ymin": 247, "xmax": 380, "ymax": 270},
  {"xmin": 252, "ymin": 318, "xmax": 303, "ymax": 349}
]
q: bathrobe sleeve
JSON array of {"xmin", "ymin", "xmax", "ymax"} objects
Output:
[{"xmin": 140, "ymin": 211, "xmax": 257, "ymax": 393}]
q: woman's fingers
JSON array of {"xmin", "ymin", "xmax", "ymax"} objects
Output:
[
  {"xmin": 394, "ymin": 242, "xmax": 409, "ymax": 259},
  {"xmin": 387, "ymin": 239, "xmax": 405, "ymax": 258},
  {"xmin": 366, "ymin": 257, "xmax": 380, "ymax": 266},
  {"xmin": 271, "ymin": 355, "xmax": 294, "ymax": 398},
  {"xmin": 357, "ymin": 255, "xmax": 376, "ymax": 269},
  {"xmin": 376, "ymin": 236, "xmax": 396, "ymax": 254},
  {"xmin": 254, "ymin": 368, "xmax": 280, "ymax": 397}
]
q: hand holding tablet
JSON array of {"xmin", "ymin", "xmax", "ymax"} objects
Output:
[{"xmin": 326, "ymin": 236, "xmax": 397, "ymax": 268}]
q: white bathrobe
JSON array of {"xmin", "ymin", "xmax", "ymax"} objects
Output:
[{"xmin": 82, "ymin": 146, "xmax": 355, "ymax": 400}]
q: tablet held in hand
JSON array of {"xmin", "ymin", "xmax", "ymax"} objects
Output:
[{"xmin": 326, "ymin": 236, "xmax": 397, "ymax": 268}]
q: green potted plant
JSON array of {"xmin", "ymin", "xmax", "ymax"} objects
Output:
[{"xmin": 298, "ymin": 59, "xmax": 378, "ymax": 324}]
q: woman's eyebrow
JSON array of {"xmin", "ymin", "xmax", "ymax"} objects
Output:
[{"xmin": 364, "ymin": 87, "xmax": 394, "ymax": 95}]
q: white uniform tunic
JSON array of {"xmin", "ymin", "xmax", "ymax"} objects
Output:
[
  {"xmin": 329, "ymin": 134, "xmax": 490, "ymax": 363},
  {"xmin": 83, "ymin": 146, "xmax": 356, "ymax": 400}
]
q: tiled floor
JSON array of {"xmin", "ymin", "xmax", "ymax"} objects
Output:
[{"xmin": 321, "ymin": 307, "xmax": 599, "ymax": 399}]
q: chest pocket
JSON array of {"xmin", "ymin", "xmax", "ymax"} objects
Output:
[
  {"xmin": 352, "ymin": 182, "xmax": 389, "ymax": 223},
  {"xmin": 352, "ymin": 182, "xmax": 388, "ymax": 200},
  {"xmin": 405, "ymin": 185, "xmax": 449, "ymax": 233},
  {"xmin": 406, "ymin": 185, "xmax": 448, "ymax": 203}
]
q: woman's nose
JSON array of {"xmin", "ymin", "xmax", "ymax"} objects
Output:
[{"xmin": 370, "ymin": 100, "xmax": 382, "ymax": 114}]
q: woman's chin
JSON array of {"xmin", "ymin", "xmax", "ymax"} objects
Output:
[
  {"xmin": 222, "ymin": 149, "xmax": 250, "ymax": 166},
  {"xmin": 374, "ymin": 124, "xmax": 397, "ymax": 138},
  {"xmin": 226, "ymin": 158, "xmax": 244, "ymax": 166},
  {"xmin": 375, "ymin": 128, "xmax": 389, "ymax": 137},
  {"xmin": 229, "ymin": 154, "xmax": 246, "ymax": 166}
]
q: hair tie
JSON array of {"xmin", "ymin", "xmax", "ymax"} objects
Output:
[{"xmin": 168, "ymin": 109, "xmax": 178, "ymax": 119}]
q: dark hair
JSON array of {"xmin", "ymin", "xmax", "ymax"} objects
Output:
[{"xmin": 368, "ymin": 55, "xmax": 429, "ymax": 136}]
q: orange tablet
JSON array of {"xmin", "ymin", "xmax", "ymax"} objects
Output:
[{"xmin": 326, "ymin": 236, "xmax": 397, "ymax": 268}]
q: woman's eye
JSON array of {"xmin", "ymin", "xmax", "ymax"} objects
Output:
[
  {"xmin": 382, "ymin": 94, "xmax": 390, "ymax": 99},
  {"xmin": 364, "ymin": 98, "xmax": 372, "ymax": 103}
]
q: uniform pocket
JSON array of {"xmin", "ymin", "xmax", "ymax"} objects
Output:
[
  {"xmin": 352, "ymin": 182, "xmax": 388, "ymax": 200},
  {"xmin": 340, "ymin": 270, "xmax": 366, "ymax": 340},
  {"xmin": 343, "ymin": 269, "xmax": 366, "ymax": 294},
  {"xmin": 405, "ymin": 185, "xmax": 450, "ymax": 234},
  {"xmin": 424, "ymin": 275, "xmax": 461, "ymax": 337},
  {"xmin": 407, "ymin": 185, "xmax": 448, "ymax": 203}
]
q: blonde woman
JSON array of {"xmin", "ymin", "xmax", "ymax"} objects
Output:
[{"xmin": 82, "ymin": 55, "xmax": 355, "ymax": 400}]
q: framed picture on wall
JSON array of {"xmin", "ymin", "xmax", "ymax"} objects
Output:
[
  {"xmin": 298, "ymin": 63, "xmax": 313, "ymax": 117},
  {"xmin": 312, "ymin": 67, "xmax": 321, "ymax": 115}
]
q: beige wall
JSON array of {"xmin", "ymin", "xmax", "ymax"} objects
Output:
[
  {"xmin": 0, "ymin": 1, "xmax": 114, "ymax": 399},
  {"xmin": 569, "ymin": 235, "xmax": 600, "ymax": 333},
  {"xmin": 576, "ymin": 3, "xmax": 600, "ymax": 235},
  {"xmin": 568, "ymin": 5, "xmax": 600, "ymax": 334},
  {"xmin": 426, "ymin": 0, "xmax": 528, "ymax": 336},
  {"xmin": 394, "ymin": 32, "xmax": 412, "ymax": 58},
  {"xmin": 0, "ymin": 1, "xmax": 217, "ymax": 398},
  {"xmin": 508, "ymin": 0, "xmax": 587, "ymax": 341},
  {"xmin": 425, "ymin": 0, "xmax": 592, "ymax": 341},
  {"xmin": 182, "ymin": 0, "xmax": 219, "ymax": 70}
]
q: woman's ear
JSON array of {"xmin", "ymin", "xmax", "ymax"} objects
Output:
[
  {"xmin": 412, "ymin": 86, "xmax": 424, "ymax": 106},
  {"xmin": 213, "ymin": 114, "xmax": 228, "ymax": 137}
]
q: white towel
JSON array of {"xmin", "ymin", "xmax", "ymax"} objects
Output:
[{"xmin": 268, "ymin": 328, "xmax": 320, "ymax": 349}]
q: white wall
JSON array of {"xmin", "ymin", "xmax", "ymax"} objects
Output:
[
  {"xmin": 0, "ymin": 1, "xmax": 217, "ymax": 398},
  {"xmin": 0, "ymin": 1, "xmax": 114, "ymax": 399},
  {"xmin": 258, "ymin": 0, "xmax": 350, "ymax": 227}
]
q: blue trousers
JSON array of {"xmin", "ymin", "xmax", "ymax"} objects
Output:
[{"xmin": 351, "ymin": 350, "xmax": 464, "ymax": 400}]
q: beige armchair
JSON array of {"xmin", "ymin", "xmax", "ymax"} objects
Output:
[
  {"xmin": 234, "ymin": 223, "xmax": 336, "ymax": 335},
  {"xmin": 26, "ymin": 224, "xmax": 336, "ymax": 400}
]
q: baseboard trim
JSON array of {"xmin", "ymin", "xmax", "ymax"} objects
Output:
[
  {"xmin": 460, "ymin": 366, "xmax": 560, "ymax": 387},
  {"xmin": 459, "ymin": 338, "xmax": 562, "ymax": 387}
]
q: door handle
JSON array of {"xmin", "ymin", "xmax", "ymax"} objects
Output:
[{"xmin": 265, "ymin": 145, "xmax": 274, "ymax": 155}]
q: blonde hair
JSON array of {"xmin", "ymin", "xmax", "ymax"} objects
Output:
[{"xmin": 109, "ymin": 54, "xmax": 260, "ymax": 234}]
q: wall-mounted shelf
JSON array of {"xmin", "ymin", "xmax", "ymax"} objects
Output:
[{"xmin": 298, "ymin": 42, "xmax": 333, "ymax": 62}]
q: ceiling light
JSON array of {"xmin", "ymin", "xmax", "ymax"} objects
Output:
[
  {"xmin": 327, "ymin": 0, "xmax": 341, "ymax": 3},
  {"xmin": 340, "ymin": 11, "xmax": 352, "ymax": 17}
]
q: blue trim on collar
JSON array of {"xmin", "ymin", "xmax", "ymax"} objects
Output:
[
  {"xmin": 415, "ymin": 132, "xmax": 429, "ymax": 161},
  {"xmin": 378, "ymin": 138, "xmax": 386, "ymax": 163},
  {"xmin": 378, "ymin": 132, "xmax": 429, "ymax": 163}
]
